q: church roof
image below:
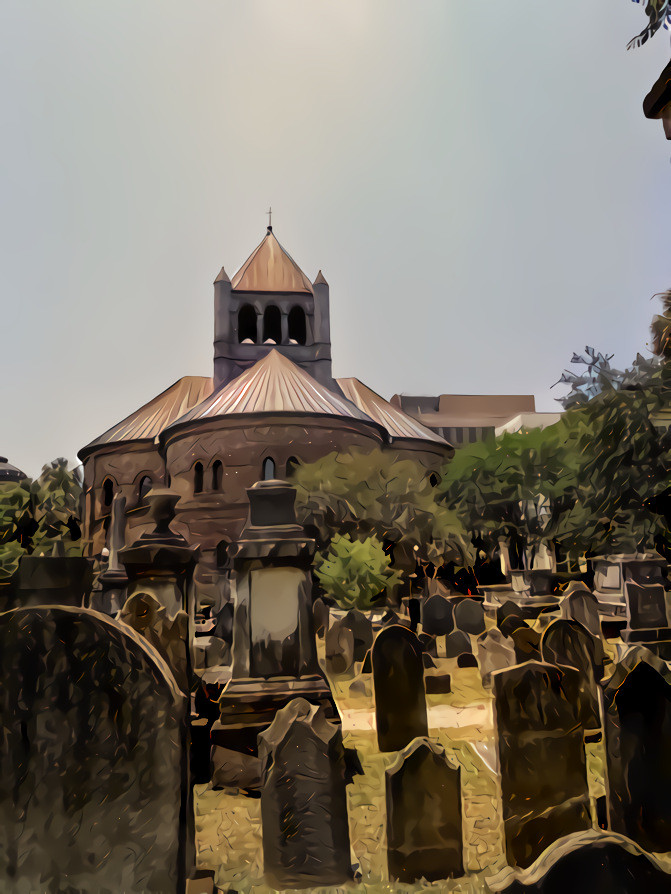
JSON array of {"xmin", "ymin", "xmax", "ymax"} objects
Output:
[
  {"xmin": 336, "ymin": 378, "xmax": 450, "ymax": 447},
  {"xmin": 165, "ymin": 350, "xmax": 376, "ymax": 432},
  {"xmin": 231, "ymin": 228, "xmax": 314, "ymax": 294},
  {"xmin": 79, "ymin": 375, "xmax": 214, "ymax": 457}
]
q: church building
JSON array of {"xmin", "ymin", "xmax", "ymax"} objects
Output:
[{"xmin": 78, "ymin": 225, "xmax": 450, "ymax": 592}]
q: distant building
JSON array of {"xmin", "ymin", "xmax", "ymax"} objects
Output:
[{"xmin": 389, "ymin": 394, "xmax": 561, "ymax": 446}]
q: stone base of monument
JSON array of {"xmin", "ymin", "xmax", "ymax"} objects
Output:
[
  {"xmin": 212, "ymin": 675, "xmax": 338, "ymax": 791},
  {"xmin": 621, "ymin": 627, "xmax": 671, "ymax": 660}
]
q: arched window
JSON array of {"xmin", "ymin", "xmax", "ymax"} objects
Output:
[
  {"xmin": 238, "ymin": 304, "xmax": 257, "ymax": 343},
  {"xmin": 286, "ymin": 456, "xmax": 299, "ymax": 477},
  {"xmin": 138, "ymin": 475, "xmax": 153, "ymax": 503},
  {"xmin": 263, "ymin": 305, "xmax": 281, "ymax": 344},
  {"xmin": 102, "ymin": 477, "xmax": 114, "ymax": 509},
  {"xmin": 216, "ymin": 539, "xmax": 230, "ymax": 567},
  {"xmin": 212, "ymin": 460, "xmax": 223, "ymax": 491},
  {"xmin": 193, "ymin": 462, "xmax": 204, "ymax": 494},
  {"xmin": 288, "ymin": 306, "xmax": 306, "ymax": 345},
  {"xmin": 262, "ymin": 457, "xmax": 276, "ymax": 480},
  {"xmin": 429, "ymin": 472, "xmax": 440, "ymax": 487}
]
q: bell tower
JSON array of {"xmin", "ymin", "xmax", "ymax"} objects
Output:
[{"xmin": 213, "ymin": 226, "xmax": 333, "ymax": 388}]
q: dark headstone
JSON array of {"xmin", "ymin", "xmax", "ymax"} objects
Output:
[
  {"xmin": 386, "ymin": 738, "xmax": 463, "ymax": 882},
  {"xmin": 457, "ymin": 652, "xmax": 478, "ymax": 669},
  {"xmin": 444, "ymin": 629, "xmax": 472, "ymax": 659},
  {"xmin": 361, "ymin": 648, "xmax": 372, "ymax": 674},
  {"xmin": 560, "ymin": 582, "xmax": 601, "ymax": 637},
  {"xmin": 493, "ymin": 661, "xmax": 591, "ymax": 869},
  {"xmin": 325, "ymin": 622, "xmax": 355, "ymax": 676},
  {"xmin": 258, "ymin": 698, "xmax": 352, "ymax": 888},
  {"xmin": 425, "ymin": 673, "xmax": 452, "ymax": 694},
  {"xmin": 418, "ymin": 632, "xmax": 438, "ymax": 656},
  {"xmin": 541, "ymin": 619, "xmax": 604, "ymax": 731},
  {"xmin": 312, "ymin": 596, "xmax": 329, "ymax": 638},
  {"xmin": 213, "ymin": 600, "xmax": 234, "ymax": 642},
  {"xmin": 408, "ymin": 597, "xmax": 421, "ymax": 631},
  {"xmin": 373, "ymin": 625, "xmax": 428, "ymax": 752},
  {"xmin": 454, "ymin": 598, "xmax": 486, "ymax": 635},
  {"xmin": 421, "ymin": 594, "xmax": 454, "ymax": 636},
  {"xmin": 602, "ymin": 647, "xmax": 671, "ymax": 853},
  {"xmin": 493, "ymin": 829, "xmax": 671, "ymax": 894},
  {"xmin": 624, "ymin": 581, "xmax": 669, "ymax": 630},
  {"xmin": 0, "ymin": 605, "xmax": 188, "ymax": 893},
  {"xmin": 340, "ymin": 608, "xmax": 373, "ymax": 662},
  {"xmin": 500, "ymin": 612, "xmax": 529, "ymax": 639},
  {"xmin": 477, "ymin": 628, "xmax": 516, "ymax": 687},
  {"xmin": 510, "ymin": 625, "xmax": 541, "ymax": 662},
  {"xmin": 423, "ymin": 652, "xmax": 437, "ymax": 669},
  {"xmin": 497, "ymin": 600, "xmax": 525, "ymax": 628}
]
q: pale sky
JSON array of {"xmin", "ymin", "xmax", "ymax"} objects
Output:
[{"xmin": 1, "ymin": 1, "xmax": 669, "ymax": 477}]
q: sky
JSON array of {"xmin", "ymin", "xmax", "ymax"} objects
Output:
[{"xmin": 0, "ymin": 1, "xmax": 669, "ymax": 477}]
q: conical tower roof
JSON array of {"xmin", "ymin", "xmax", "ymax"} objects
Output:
[
  {"xmin": 231, "ymin": 227, "xmax": 313, "ymax": 293},
  {"xmin": 166, "ymin": 350, "xmax": 377, "ymax": 430}
]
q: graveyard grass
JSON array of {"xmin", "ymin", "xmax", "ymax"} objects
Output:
[{"xmin": 192, "ymin": 626, "xmax": 625, "ymax": 893}]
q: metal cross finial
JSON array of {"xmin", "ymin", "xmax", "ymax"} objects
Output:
[{"xmin": 267, "ymin": 206, "xmax": 272, "ymax": 229}]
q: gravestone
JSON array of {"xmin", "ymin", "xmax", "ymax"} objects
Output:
[
  {"xmin": 444, "ymin": 629, "xmax": 473, "ymax": 659},
  {"xmin": 408, "ymin": 597, "xmax": 421, "ymax": 631},
  {"xmin": 497, "ymin": 600, "xmax": 525, "ymax": 629},
  {"xmin": 118, "ymin": 590, "xmax": 190, "ymax": 692},
  {"xmin": 454, "ymin": 598, "xmax": 486, "ymax": 635},
  {"xmin": 421, "ymin": 594, "xmax": 454, "ymax": 636},
  {"xmin": 457, "ymin": 652, "xmax": 478, "ymax": 669},
  {"xmin": 541, "ymin": 619, "xmax": 604, "ymax": 732},
  {"xmin": 423, "ymin": 652, "xmax": 437, "ymax": 669},
  {"xmin": 493, "ymin": 661, "xmax": 591, "ymax": 869},
  {"xmin": 340, "ymin": 608, "xmax": 373, "ymax": 661},
  {"xmin": 312, "ymin": 596, "xmax": 329, "ymax": 638},
  {"xmin": 425, "ymin": 672, "xmax": 452, "ymax": 694},
  {"xmin": 560, "ymin": 582, "xmax": 601, "ymax": 637},
  {"xmin": 258, "ymin": 698, "xmax": 352, "ymax": 889},
  {"xmin": 491, "ymin": 829, "xmax": 671, "ymax": 894},
  {"xmin": 0, "ymin": 605, "xmax": 188, "ymax": 894},
  {"xmin": 510, "ymin": 625, "xmax": 541, "ymax": 662},
  {"xmin": 325, "ymin": 621, "xmax": 355, "ymax": 675},
  {"xmin": 212, "ymin": 599, "xmax": 234, "ymax": 643},
  {"xmin": 386, "ymin": 738, "xmax": 463, "ymax": 882},
  {"xmin": 418, "ymin": 632, "xmax": 438, "ymax": 656},
  {"xmin": 602, "ymin": 647, "xmax": 671, "ymax": 853},
  {"xmin": 621, "ymin": 582, "xmax": 671, "ymax": 654},
  {"xmin": 373, "ymin": 625, "xmax": 428, "ymax": 752},
  {"xmin": 477, "ymin": 628, "xmax": 516, "ymax": 687}
]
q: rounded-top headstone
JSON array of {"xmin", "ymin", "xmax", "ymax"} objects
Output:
[
  {"xmin": 454, "ymin": 598, "xmax": 486, "ymax": 635},
  {"xmin": 372, "ymin": 625, "xmax": 428, "ymax": 752},
  {"xmin": 421, "ymin": 594, "xmax": 454, "ymax": 636},
  {"xmin": 444, "ymin": 629, "xmax": 473, "ymax": 660}
]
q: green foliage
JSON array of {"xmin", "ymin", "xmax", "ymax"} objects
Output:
[
  {"xmin": 291, "ymin": 448, "xmax": 475, "ymax": 573},
  {"xmin": 314, "ymin": 533, "xmax": 402, "ymax": 610}
]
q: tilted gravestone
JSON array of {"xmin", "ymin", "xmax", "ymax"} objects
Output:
[
  {"xmin": 510, "ymin": 625, "xmax": 542, "ymax": 662},
  {"xmin": 418, "ymin": 632, "xmax": 438, "ymax": 656},
  {"xmin": 373, "ymin": 625, "xmax": 428, "ymax": 752},
  {"xmin": 541, "ymin": 619, "xmax": 604, "ymax": 732},
  {"xmin": 560, "ymin": 582, "xmax": 601, "ymax": 638},
  {"xmin": 340, "ymin": 608, "xmax": 373, "ymax": 662},
  {"xmin": 421, "ymin": 594, "xmax": 454, "ymax": 636},
  {"xmin": 325, "ymin": 621, "xmax": 355, "ymax": 675},
  {"xmin": 491, "ymin": 829, "xmax": 671, "ymax": 894},
  {"xmin": 454, "ymin": 598, "xmax": 486, "ymax": 635},
  {"xmin": 493, "ymin": 661, "xmax": 591, "ymax": 869},
  {"xmin": 444, "ymin": 629, "xmax": 473, "ymax": 660},
  {"xmin": 0, "ymin": 605, "xmax": 188, "ymax": 894},
  {"xmin": 497, "ymin": 600, "xmax": 525, "ymax": 629},
  {"xmin": 477, "ymin": 628, "xmax": 516, "ymax": 687},
  {"xmin": 386, "ymin": 738, "xmax": 463, "ymax": 882},
  {"xmin": 258, "ymin": 698, "xmax": 353, "ymax": 889},
  {"xmin": 602, "ymin": 647, "xmax": 671, "ymax": 853}
]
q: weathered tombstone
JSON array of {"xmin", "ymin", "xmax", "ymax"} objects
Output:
[
  {"xmin": 373, "ymin": 625, "xmax": 428, "ymax": 752},
  {"xmin": 325, "ymin": 621, "xmax": 355, "ymax": 675},
  {"xmin": 499, "ymin": 611, "xmax": 528, "ymax": 639},
  {"xmin": 621, "ymin": 582, "xmax": 671, "ymax": 655},
  {"xmin": 425, "ymin": 672, "xmax": 452, "ymax": 694},
  {"xmin": 212, "ymin": 599, "xmax": 234, "ymax": 643},
  {"xmin": 258, "ymin": 698, "xmax": 353, "ymax": 889},
  {"xmin": 423, "ymin": 652, "xmax": 437, "ymax": 669},
  {"xmin": 340, "ymin": 608, "xmax": 373, "ymax": 661},
  {"xmin": 560, "ymin": 582, "xmax": 601, "ymax": 638},
  {"xmin": 408, "ymin": 597, "xmax": 421, "ymax": 631},
  {"xmin": 540, "ymin": 619, "xmax": 603, "ymax": 732},
  {"xmin": 312, "ymin": 596, "xmax": 329, "ymax": 638},
  {"xmin": 477, "ymin": 628, "xmax": 516, "ymax": 687},
  {"xmin": 386, "ymin": 738, "xmax": 463, "ymax": 882},
  {"xmin": 421, "ymin": 593, "xmax": 454, "ymax": 636},
  {"xmin": 457, "ymin": 652, "xmax": 478, "ymax": 669},
  {"xmin": 602, "ymin": 647, "xmax": 671, "ymax": 853},
  {"xmin": 118, "ymin": 590, "xmax": 190, "ymax": 692},
  {"xmin": 497, "ymin": 600, "xmax": 525, "ymax": 629},
  {"xmin": 491, "ymin": 829, "xmax": 671, "ymax": 894},
  {"xmin": 454, "ymin": 598, "xmax": 486, "ymax": 635},
  {"xmin": 493, "ymin": 661, "xmax": 591, "ymax": 869},
  {"xmin": 418, "ymin": 631, "xmax": 438, "ymax": 656},
  {"xmin": 0, "ymin": 605, "xmax": 188, "ymax": 893},
  {"xmin": 510, "ymin": 625, "xmax": 542, "ymax": 662},
  {"xmin": 444, "ymin": 628, "xmax": 473, "ymax": 659}
]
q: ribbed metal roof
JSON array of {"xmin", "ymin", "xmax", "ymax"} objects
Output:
[
  {"xmin": 80, "ymin": 376, "xmax": 214, "ymax": 455},
  {"xmin": 166, "ymin": 350, "xmax": 376, "ymax": 431},
  {"xmin": 337, "ymin": 378, "xmax": 449, "ymax": 446},
  {"xmin": 231, "ymin": 228, "xmax": 314, "ymax": 293}
]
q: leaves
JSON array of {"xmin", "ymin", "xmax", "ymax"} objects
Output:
[{"xmin": 314, "ymin": 533, "xmax": 402, "ymax": 610}]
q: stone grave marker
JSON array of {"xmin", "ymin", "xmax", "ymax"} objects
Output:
[
  {"xmin": 312, "ymin": 596, "xmax": 329, "ymax": 638},
  {"xmin": 457, "ymin": 652, "xmax": 478, "ymax": 669},
  {"xmin": 0, "ymin": 605, "xmax": 188, "ymax": 894},
  {"xmin": 386, "ymin": 738, "xmax": 463, "ymax": 882},
  {"xmin": 340, "ymin": 607, "xmax": 373, "ymax": 661},
  {"xmin": 497, "ymin": 600, "xmax": 525, "ymax": 629},
  {"xmin": 258, "ymin": 698, "xmax": 353, "ymax": 889},
  {"xmin": 560, "ymin": 582, "xmax": 601, "ymax": 637},
  {"xmin": 418, "ymin": 631, "xmax": 438, "ymax": 656},
  {"xmin": 493, "ymin": 661, "xmax": 592, "ymax": 869},
  {"xmin": 444, "ymin": 629, "xmax": 472, "ymax": 659},
  {"xmin": 373, "ymin": 625, "xmax": 428, "ymax": 752},
  {"xmin": 541, "ymin": 619, "xmax": 604, "ymax": 732},
  {"xmin": 325, "ymin": 621, "xmax": 355, "ymax": 675},
  {"xmin": 421, "ymin": 594, "xmax": 454, "ymax": 636},
  {"xmin": 621, "ymin": 582, "xmax": 671, "ymax": 655},
  {"xmin": 510, "ymin": 625, "xmax": 542, "ymax": 662},
  {"xmin": 477, "ymin": 628, "xmax": 516, "ymax": 687},
  {"xmin": 454, "ymin": 598, "xmax": 486, "ymax": 635},
  {"xmin": 602, "ymin": 647, "xmax": 671, "ymax": 853}
]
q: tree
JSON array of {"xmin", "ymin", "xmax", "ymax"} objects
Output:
[
  {"xmin": 628, "ymin": 0, "xmax": 671, "ymax": 48},
  {"xmin": 314, "ymin": 533, "xmax": 402, "ymax": 610}
]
